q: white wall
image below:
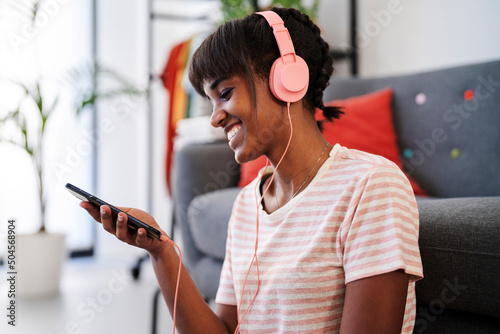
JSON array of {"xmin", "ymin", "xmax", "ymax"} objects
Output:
[
  {"xmin": 319, "ymin": 0, "xmax": 500, "ymax": 77},
  {"xmin": 94, "ymin": 0, "xmax": 148, "ymax": 258}
]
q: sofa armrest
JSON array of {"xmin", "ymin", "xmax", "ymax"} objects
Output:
[
  {"xmin": 172, "ymin": 141, "xmax": 239, "ymax": 270},
  {"xmin": 415, "ymin": 197, "xmax": 500, "ymax": 319},
  {"xmin": 173, "ymin": 141, "xmax": 239, "ymax": 210}
]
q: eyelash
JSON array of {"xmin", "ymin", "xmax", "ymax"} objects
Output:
[{"xmin": 220, "ymin": 88, "xmax": 233, "ymax": 101}]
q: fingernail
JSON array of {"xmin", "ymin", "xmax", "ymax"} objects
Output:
[
  {"xmin": 117, "ymin": 214, "xmax": 123, "ymax": 222},
  {"xmin": 100, "ymin": 207, "xmax": 106, "ymax": 215}
]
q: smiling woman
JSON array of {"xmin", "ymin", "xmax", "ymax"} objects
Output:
[{"xmin": 186, "ymin": 7, "xmax": 423, "ymax": 334}]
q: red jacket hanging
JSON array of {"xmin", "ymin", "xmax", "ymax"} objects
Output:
[{"xmin": 161, "ymin": 39, "xmax": 192, "ymax": 194}]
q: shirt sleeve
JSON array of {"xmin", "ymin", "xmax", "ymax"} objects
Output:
[{"xmin": 340, "ymin": 163, "xmax": 423, "ymax": 284}]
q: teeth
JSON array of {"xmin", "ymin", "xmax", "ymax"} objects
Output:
[{"xmin": 227, "ymin": 124, "xmax": 241, "ymax": 142}]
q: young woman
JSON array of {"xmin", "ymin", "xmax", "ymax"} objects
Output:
[{"xmin": 81, "ymin": 7, "xmax": 423, "ymax": 334}]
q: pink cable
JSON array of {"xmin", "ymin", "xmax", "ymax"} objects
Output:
[
  {"xmin": 160, "ymin": 234, "xmax": 182, "ymax": 334},
  {"xmin": 234, "ymin": 102, "xmax": 293, "ymax": 333}
]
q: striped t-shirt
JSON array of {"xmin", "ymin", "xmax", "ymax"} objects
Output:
[{"xmin": 215, "ymin": 144, "xmax": 423, "ymax": 333}]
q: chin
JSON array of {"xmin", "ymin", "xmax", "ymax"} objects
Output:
[
  {"xmin": 234, "ymin": 150, "xmax": 248, "ymax": 165},
  {"xmin": 234, "ymin": 145, "xmax": 261, "ymax": 165}
]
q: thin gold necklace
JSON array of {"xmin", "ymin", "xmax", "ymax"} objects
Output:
[{"xmin": 274, "ymin": 142, "xmax": 330, "ymax": 210}]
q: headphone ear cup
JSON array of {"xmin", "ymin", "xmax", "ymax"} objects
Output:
[{"xmin": 269, "ymin": 55, "xmax": 309, "ymax": 103}]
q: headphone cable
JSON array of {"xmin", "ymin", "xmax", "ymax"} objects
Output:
[
  {"xmin": 159, "ymin": 234, "xmax": 182, "ymax": 334},
  {"xmin": 234, "ymin": 102, "xmax": 293, "ymax": 333}
]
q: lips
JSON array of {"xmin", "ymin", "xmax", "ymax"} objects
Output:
[{"xmin": 227, "ymin": 123, "xmax": 242, "ymax": 143}]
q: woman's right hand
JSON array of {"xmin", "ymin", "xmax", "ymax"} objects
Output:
[{"xmin": 80, "ymin": 201, "xmax": 170, "ymax": 256}]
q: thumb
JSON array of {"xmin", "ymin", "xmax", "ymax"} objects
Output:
[{"xmin": 135, "ymin": 228, "xmax": 150, "ymax": 247}]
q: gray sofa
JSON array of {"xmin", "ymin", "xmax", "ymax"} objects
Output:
[{"xmin": 172, "ymin": 59, "xmax": 500, "ymax": 333}]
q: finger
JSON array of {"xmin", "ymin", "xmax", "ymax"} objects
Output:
[
  {"xmin": 100, "ymin": 205, "xmax": 116, "ymax": 235},
  {"xmin": 115, "ymin": 212, "xmax": 131, "ymax": 242},
  {"xmin": 135, "ymin": 228, "xmax": 151, "ymax": 247},
  {"xmin": 80, "ymin": 201, "xmax": 101, "ymax": 222}
]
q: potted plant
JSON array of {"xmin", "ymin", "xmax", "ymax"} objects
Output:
[
  {"xmin": 0, "ymin": 64, "xmax": 144, "ymax": 298},
  {"xmin": 0, "ymin": 79, "xmax": 65, "ymax": 298},
  {"xmin": 219, "ymin": 0, "xmax": 319, "ymax": 21}
]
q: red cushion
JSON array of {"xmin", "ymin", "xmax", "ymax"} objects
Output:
[
  {"xmin": 238, "ymin": 155, "xmax": 269, "ymax": 189},
  {"xmin": 238, "ymin": 88, "xmax": 426, "ymax": 195}
]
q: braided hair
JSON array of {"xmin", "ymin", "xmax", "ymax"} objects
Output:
[{"xmin": 189, "ymin": 7, "xmax": 343, "ymax": 131}]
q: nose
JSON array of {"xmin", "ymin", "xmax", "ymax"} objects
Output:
[{"xmin": 210, "ymin": 105, "xmax": 227, "ymax": 128}]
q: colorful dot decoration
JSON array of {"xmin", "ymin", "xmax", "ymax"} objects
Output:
[
  {"xmin": 464, "ymin": 89, "xmax": 474, "ymax": 101},
  {"xmin": 403, "ymin": 148, "xmax": 413, "ymax": 159},
  {"xmin": 450, "ymin": 148, "xmax": 461, "ymax": 159},
  {"xmin": 415, "ymin": 93, "xmax": 427, "ymax": 105}
]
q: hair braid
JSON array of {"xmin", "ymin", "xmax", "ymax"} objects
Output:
[{"xmin": 285, "ymin": 8, "xmax": 343, "ymax": 131}]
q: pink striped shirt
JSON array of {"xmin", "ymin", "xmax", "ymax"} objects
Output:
[{"xmin": 215, "ymin": 144, "xmax": 423, "ymax": 333}]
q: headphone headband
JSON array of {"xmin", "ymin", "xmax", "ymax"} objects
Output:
[{"xmin": 256, "ymin": 11, "xmax": 297, "ymax": 65}]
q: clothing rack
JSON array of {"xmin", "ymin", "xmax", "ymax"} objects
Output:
[
  {"xmin": 146, "ymin": 0, "xmax": 216, "ymax": 215},
  {"xmin": 332, "ymin": 0, "xmax": 358, "ymax": 75}
]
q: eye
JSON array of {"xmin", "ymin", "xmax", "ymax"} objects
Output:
[{"xmin": 220, "ymin": 88, "xmax": 233, "ymax": 101}]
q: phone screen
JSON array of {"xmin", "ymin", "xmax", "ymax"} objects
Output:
[{"xmin": 65, "ymin": 183, "xmax": 162, "ymax": 241}]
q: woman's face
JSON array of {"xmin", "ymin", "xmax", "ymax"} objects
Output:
[{"xmin": 203, "ymin": 75, "xmax": 285, "ymax": 164}]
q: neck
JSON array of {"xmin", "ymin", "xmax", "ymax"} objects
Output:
[{"xmin": 265, "ymin": 112, "xmax": 331, "ymax": 205}]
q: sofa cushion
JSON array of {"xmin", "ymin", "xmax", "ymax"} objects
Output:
[
  {"xmin": 321, "ymin": 88, "xmax": 425, "ymax": 195},
  {"xmin": 415, "ymin": 197, "xmax": 500, "ymax": 318},
  {"xmin": 414, "ymin": 307, "xmax": 500, "ymax": 334},
  {"xmin": 321, "ymin": 88, "xmax": 397, "ymax": 165},
  {"xmin": 190, "ymin": 256, "xmax": 224, "ymax": 300},
  {"xmin": 187, "ymin": 187, "xmax": 241, "ymax": 260},
  {"xmin": 324, "ymin": 60, "xmax": 500, "ymax": 197}
]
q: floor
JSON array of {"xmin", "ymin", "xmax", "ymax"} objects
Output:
[{"xmin": 0, "ymin": 256, "xmax": 174, "ymax": 334}]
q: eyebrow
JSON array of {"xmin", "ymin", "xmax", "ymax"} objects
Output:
[{"xmin": 210, "ymin": 78, "xmax": 227, "ymax": 91}]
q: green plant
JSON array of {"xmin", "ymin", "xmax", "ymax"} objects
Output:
[
  {"xmin": 219, "ymin": 0, "xmax": 320, "ymax": 21},
  {"xmin": 0, "ymin": 62, "xmax": 144, "ymax": 233},
  {"xmin": 64, "ymin": 61, "xmax": 144, "ymax": 116},
  {"xmin": 0, "ymin": 81, "xmax": 57, "ymax": 233},
  {"xmin": 220, "ymin": 0, "xmax": 256, "ymax": 21},
  {"xmin": 270, "ymin": 0, "xmax": 319, "ymax": 19},
  {"xmin": 4, "ymin": 0, "xmax": 42, "ymax": 23}
]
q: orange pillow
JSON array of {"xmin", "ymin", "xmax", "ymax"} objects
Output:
[{"xmin": 238, "ymin": 88, "xmax": 425, "ymax": 195}]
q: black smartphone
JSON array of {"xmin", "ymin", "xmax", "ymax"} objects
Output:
[{"xmin": 65, "ymin": 183, "xmax": 162, "ymax": 241}]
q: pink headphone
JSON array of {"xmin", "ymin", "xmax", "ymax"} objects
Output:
[{"xmin": 257, "ymin": 11, "xmax": 309, "ymax": 103}]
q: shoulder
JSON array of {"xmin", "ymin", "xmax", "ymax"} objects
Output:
[
  {"xmin": 320, "ymin": 146, "xmax": 417, "ymax": 214},
  {"xmin": 331, "ymin": 145, "xmax": 411, "ymax": 189},
  {"xmin": 334, "ymin": 145, "xmax": 400, "ymax": 171}
]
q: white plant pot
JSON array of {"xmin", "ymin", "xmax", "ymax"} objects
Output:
[{"xmin": 17, "ymin": 232, "xmax": 67, "ymax": 298}]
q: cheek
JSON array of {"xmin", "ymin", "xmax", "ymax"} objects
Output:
[
  {"xmin": 254, "ymin": 125, "xmax": 276, "ymax": 147},
  {"xmin": 256, "ymin": 111, "xmax": 285, "ymax": 142}
]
